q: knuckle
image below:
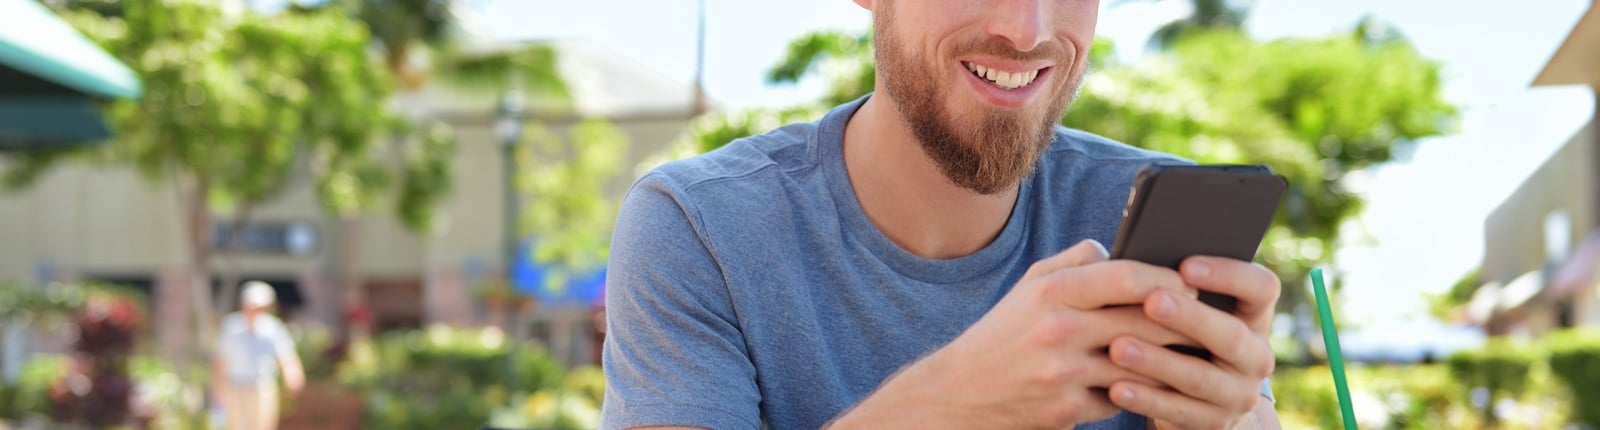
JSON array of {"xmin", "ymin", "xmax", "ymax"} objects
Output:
[
  {"xmin": 1107, "ymin": 262, "xmax": 1142, "ymax": 293},
  {"xmin": 1045, "ymin": 398, "xmax": 1084, "ymax": 425},
  {"xmin": 1036, "ymin": 360, "xmax": 1085, "ymax": 386},
  {"xmin": 1031, "ymin": 312, "xmax": 1078, "ymax": 345}
]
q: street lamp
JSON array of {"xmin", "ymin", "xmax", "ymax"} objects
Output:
[{"xmin": 496, "ymin": 89, "xmax": 524, "ymax": 330}]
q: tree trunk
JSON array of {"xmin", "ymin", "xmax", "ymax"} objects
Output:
[
  {"xmin": 182, "ymin": 174, "xmax": 216, "ymax": 364},
  {"xmin": 215, "ymin": 206, "xmax": 256, "ymax": 316},
  {"xmin": 341, "ymin": 215, "xmax": 364, "ymax": 331}
]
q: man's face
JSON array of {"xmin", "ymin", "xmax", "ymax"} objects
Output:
[{"xmin": 870, "ymin": 0, "xmax": 1099, "ymax": 194}]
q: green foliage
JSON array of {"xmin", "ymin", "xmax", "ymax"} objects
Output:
[
  {"xmin": 336, "ymin": 325, "xmax": 570, "ymax": 429},
  {"xmin": 1272, "ymin": 362, "xmax": 1571, "ymax": 430},
  {"xmin": 767, "ymin": 30, "xmax": 875, "ymax": 107},
  {"xmin": 0, "ymin": 354, "xmax": 71, "ymax": 421},
  {"xmin": 0, "ymin": 282, "xmax": 85, "ymax": 326},
  {"xmin": 1446, "ymin": 339, "xmax": 1540, "ymax": 424},
  {"xmin": 1068, "ymin": 28, "xmax": 1455, "ymax": 304},
  {"xmin": 1428, "ymin": 268, "xmax": 1483, "ymax": 319},
  {"xmin": 1546, "ymin": 329, "xmax": 1600, "ymax": 426},
  {"xmin": 128, "ymin": 355, "xmax": 209, "ymax": 430},
  {"xmin": 519, "ymin": 120, "xmax": 629, "ymax": 293},
  {"xmin": 10, "ymin": 0, "xmax": 456, "ymax": 235}
]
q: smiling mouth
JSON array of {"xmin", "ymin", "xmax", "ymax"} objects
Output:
[{"xmin": 962, "ymin": 61, "xmax": 1044, "ymax": 91}]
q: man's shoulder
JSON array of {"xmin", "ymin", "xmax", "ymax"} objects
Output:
[
  {"xmin": 1047, "ymin": 126, "xmax": 1189, "ymax": 164},
  {"xmin": 650, "ymin": 124, "xmax": 820, "ymax": 191},
  {"xmin": 632, "ymin": 120, "xmax": 830, "ymax": 222}
]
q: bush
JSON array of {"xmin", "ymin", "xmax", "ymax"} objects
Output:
[
  {"xmin": 1547, "ymin": 329, "xmax": 1600, "ymax": 426},
  {"xmin": 0, "ymin": 354, "xmax": 70, "ymax": 420},
  {"xmin": 1446, "ymin": 339, "xmax": 1539, "ymax": 424},
  {"xmin": 336, "ymin": 325, "xmax": 569, "ymax": 430}
]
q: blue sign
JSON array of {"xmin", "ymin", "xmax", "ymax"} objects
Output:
[{"xmin": 509, "ymin": 239, "xmax": 605, "ymax": 305}]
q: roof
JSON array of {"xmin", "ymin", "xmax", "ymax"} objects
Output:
[
  {"xmin": 0, "ymin": 0, "xmax": 142, "ymax": 150},
  {"xmin": 395, "ymin": 38, "xmax": 709, "ymax": 122},
  {"xmin": 0, "ymin": 0, "xmax": 141, "ymax": 99},
  {"xmin": 1533, "ymin": 1, "xmax": 1600, "ymax": 87}
]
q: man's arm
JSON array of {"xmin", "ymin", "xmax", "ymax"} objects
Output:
[
  {"xmin": 268, "ymin": 318, "xmax": 304, "ymax": 394},
  {"xmin": 278, "ymin": 349, "xmax": 305, "ymax": 394}
]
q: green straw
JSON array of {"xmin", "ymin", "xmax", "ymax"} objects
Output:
[{"xmin": 1310, "ymin": 268, "xmax": 1356, "ymax": 430}]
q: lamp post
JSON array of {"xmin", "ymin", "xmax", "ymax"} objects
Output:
[{"xmin": 495, "ymin": 90, "xmax": 524, "ymax": 332}]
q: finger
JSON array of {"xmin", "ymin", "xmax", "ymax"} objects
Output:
[
  {"xmin": 1107, "ymin": 336, "xmax": 1259, "ymax": 414},
  {"xmin": 1021, "ymin": 239, "xmax": 1109, "ymax": 283},
  {"xmin": 1082, "ymin": 306, "xmax": 1197, "ymax": 350},
  {"xmin": 1180, "ymin": 256, "xmax": 1281, "ymax": 325},
  {"xmin": 1038, "ymin": 260, "xmax": 1197, "ymax": 310},
  {"xmin": 1077, "ymin": 352, "xmax": 1166, "ymax": 390},
  {"xmin": 1109, "ymin": 381, "xmax": 1240, "ymax": 430},
  {"xmin": 1144, "ymin": 290, "xmax": 1275, "ymax": 378}
]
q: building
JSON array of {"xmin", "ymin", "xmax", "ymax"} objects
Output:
[
  {"xmin": 0, "ymin": 38, "xmax": 705, "ymax": 364},
  {"xmin": 1473, "ymin": 2, "xmax": 1600, "ymax": 336}
]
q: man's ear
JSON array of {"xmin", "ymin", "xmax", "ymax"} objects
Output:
[{"xmin": 852, "ymin": 0, "xmax": 872, "ymax": 11}]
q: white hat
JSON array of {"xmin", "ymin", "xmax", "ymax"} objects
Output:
[{"xmin": 241, "ymin": 281, "xmax": 277, "ymax": 308}]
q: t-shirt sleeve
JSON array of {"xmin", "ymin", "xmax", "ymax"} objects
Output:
[
  {"xmin": 1259, "ymin": 377, "xmax": 1274, "ymax": 404},
  {"xmin": 266, "ymin": 317, "xmax": 295, "ymax": 360},
  {"xmin": 599, "ymin": 175, "xmax": 761, "ymax": 430}
]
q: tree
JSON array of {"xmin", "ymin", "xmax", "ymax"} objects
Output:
[
  {"xmin": 304, "ymin": 0, "xmax": 568, "ymax": 314},
  {"xmin": 666, "ymin": 21, "xmax": 1455, "ymax": 317},
  {"xmin": 517, "ymin": 120, "xmax": 627, "ymax": 292},
  {"xmin": 1, "ymin": 0, "xmax": 449, "ymax": 359}
]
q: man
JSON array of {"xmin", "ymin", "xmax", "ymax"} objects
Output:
[
  {"xmin": 212, "ymin": 281, "xmax": 304, "ymax": 430},
  {"xmin": 602, "ymin": 0, "xmax": 1281, "ymax": 428}
]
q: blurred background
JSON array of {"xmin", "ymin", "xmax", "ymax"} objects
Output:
[{"xmin": 0, "ymin": 0, "xmax": 1597, "ymax": 428}]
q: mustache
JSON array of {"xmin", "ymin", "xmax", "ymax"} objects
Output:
[{"xmin": 949, "ymin": 37, "xmax": 1070, "ymax": 63}]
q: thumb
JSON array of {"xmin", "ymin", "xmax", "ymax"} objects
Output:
[{"xmin": 1021, "ymin": 239, "xmax": 1109, "ymax": 283}]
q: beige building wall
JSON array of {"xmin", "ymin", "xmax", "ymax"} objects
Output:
[
  {"xmin": 1481, "ymin": 122, "xmax": 1597, "ymax": 284},
  {"xmin": 0, "ymin": 112, "xmax": 689, "ymax": 329}
]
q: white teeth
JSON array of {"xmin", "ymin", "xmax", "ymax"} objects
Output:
[{"xmin": 965, "ymin": 61, "xmax": 1041, "ymax": 90}]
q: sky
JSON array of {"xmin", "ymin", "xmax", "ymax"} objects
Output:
[{"xmin": 466, "ymin": 0, "xmax": 1595, "ymax": 325}]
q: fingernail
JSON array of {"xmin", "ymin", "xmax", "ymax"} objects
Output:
[
  {"xmin": 1187, "ymin": 259, "xmax": 1211, "ymax": 279},
  {"xmin": 1153, "ymin": 293, "xmax": 1177, "ymax": 320},
  {"xmin": 1117, "ymin": 386, "xmax": 1135, "ymax": 403},
  {"xmin": 1116, "ymin": 341, "xmax": 1142, "ymax": 365}
]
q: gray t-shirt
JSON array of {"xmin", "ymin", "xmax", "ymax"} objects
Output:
[{"xmin": 602, "ymin": 96, "xmax": 1270, "ymax": 429}]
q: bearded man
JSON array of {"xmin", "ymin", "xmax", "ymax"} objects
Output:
[{"xmin": 600, "ymin": 1, "xmax": 1282, "ymax": 428}]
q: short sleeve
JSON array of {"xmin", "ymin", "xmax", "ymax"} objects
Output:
[
  {"xmin": 265, "ymin": 316, "xmax": 294, "ymax": 359},
  {"xmin": 599, "ymin": 175, "xmax": 762, "ymax": 430},
  {"xmin": 1259, "ymin": 377, "xmax": 1274, "ymax": 404}
]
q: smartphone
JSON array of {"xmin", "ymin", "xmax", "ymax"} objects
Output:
[{"xmin": 1109, "ymin": 164, "xmax": 1287, "ymax": 358}]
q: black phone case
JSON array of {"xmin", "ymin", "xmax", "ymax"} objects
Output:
[{"xmin": 1109, "ymin": 164, "xmax": 1286, "ymax": 359}]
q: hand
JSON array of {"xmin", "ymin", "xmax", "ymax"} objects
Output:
[
  {"xmin": 284, "ymin": 371, "xmax": 305, "ymax": 395},
  {"xmin": 1106, "ymin": 256, "xmax": 1280, "ymax": 430},
  {"xmin": 833, "ymin": 240, "xmax": 1200, "ymax": 429}
]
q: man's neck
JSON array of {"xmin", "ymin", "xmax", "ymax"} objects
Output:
[{"xmin": 842, "ymin": 95, "xmax": 1020, "ymax": 260}]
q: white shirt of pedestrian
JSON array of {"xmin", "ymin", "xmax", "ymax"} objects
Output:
[{"xmin": 217, "ymin": 313, "xmax": 293, "ymax": 385}]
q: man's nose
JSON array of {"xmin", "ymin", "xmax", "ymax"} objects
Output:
[{"xmin": 985, "ymin": 0, "xmax": 1052, "ymax": 52}]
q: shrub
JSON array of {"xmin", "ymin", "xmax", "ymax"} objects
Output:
[
  {"xmin": 1446, "ymin": 339, "xmax": 1539, "ymax": 424},
  {"xmin": 1546, "ymin": 329, "xmax": 1600, "ymax": 426},
  {"xmin": 336, "ymin": 325, "xmax": 568, "ymax": 430}
]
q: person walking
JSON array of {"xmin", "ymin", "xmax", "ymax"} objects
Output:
[{"xmin": 212, "ymin": 281, "xmax": 303, "ymax": 430}]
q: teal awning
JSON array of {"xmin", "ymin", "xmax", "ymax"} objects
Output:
[
  {"xmin": 0, "ymin": 0, "xmax": 141, "ymax": 99},
  {"xmin": 0, "ymin": 0, "xmax": 141, "ymax": 150}
]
